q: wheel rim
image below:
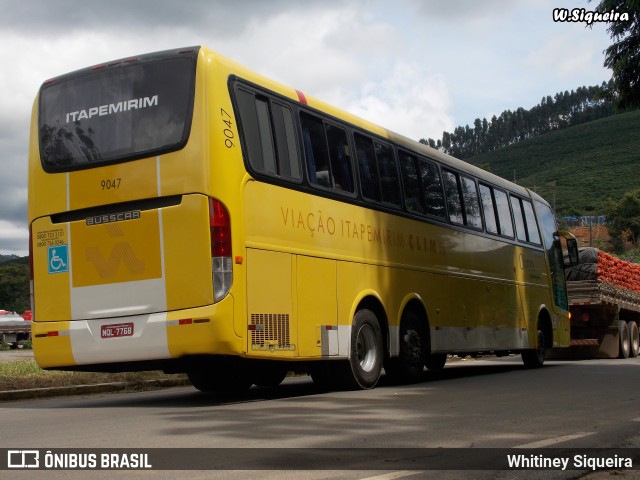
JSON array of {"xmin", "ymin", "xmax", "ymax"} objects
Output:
[{"xmin": 356, "ymin": 324, "xmax": 378, "ymax": 373}]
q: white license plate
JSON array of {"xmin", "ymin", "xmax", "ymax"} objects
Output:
[{"xmin": 101, "ymin": 322, "xmax": 134, "ymax": 339}]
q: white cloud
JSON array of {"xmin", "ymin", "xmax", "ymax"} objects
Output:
[
  {"xmin": 0, "ymin": 221, "xmax": 28, "ymax": 239},
  {"xmin": 222, "ymin": 7, "xmax": 398, "ymax": 96},
  {"xmin": 211, "ymin": 6, "xmax": 452, "ymax": 140},
  {"xmin": 0, "ymin": 220, "xmax": 28, "ymax": 256},
  {"xmin": 345, "ymin": 61, "xmax": 454, "ymax": 140},
  {"xmin": 522, "ymin": 27, "xmax": 609, "ymax": 81}
]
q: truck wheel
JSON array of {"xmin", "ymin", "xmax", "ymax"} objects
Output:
[
  {"xmin": 628, "ymin": 322, "xmax": 639, "ymax": 358},
  {"xmin": 619, "ymin": 320, "xmax": 630, "ymax": 359}
]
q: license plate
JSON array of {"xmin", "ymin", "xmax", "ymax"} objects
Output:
[{"xmin": 101, "ymin": 322, "xmax": 134, "ymax": 339}]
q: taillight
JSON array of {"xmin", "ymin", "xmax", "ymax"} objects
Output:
[{"xmin": 209, "ymin": 198, "xmax": 232, "ymax": 302}]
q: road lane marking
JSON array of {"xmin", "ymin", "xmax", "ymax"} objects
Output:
[
  {"xmin": 359, "ymin": 471, "xmax": 425, "ymax": 480},
  {"xmin": 516, "ymin": 432, "xmax": 595, "ymax": 448},
  {"xmin": 633, "ymin": 417, "xmax": 640, "ymax": 422}
]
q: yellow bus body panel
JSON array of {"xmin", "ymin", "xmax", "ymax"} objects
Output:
[
  {"xmin": 166, "ymin": 298, "xmax": 241, "ymax": 359},
  {"xmin": 162, "ymin": 195, "xmax": 214, "ymax": 312},
  {"xmin": 32, "ymin": 321, "xmax": 74, "ymax": 369},
  {"xmin": 296, "ymin": 256, "xmax": 337, "ymax": 358}
]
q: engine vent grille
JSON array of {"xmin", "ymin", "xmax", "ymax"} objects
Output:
[{"xmin": 250, "ymin": 314, "xmax": 292, "ymax": 351}]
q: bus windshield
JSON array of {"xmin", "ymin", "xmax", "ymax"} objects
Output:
[{"xmin": 38, "ymin": 48, "xmax": 198, "ymax": 172}]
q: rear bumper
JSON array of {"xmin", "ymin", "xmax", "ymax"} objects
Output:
[{"xmin": 32, "ymin": 296, "xmax": 238, "ymax": 370}]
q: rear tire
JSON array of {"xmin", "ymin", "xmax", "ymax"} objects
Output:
[
  {"xmin": 188, "ymin": 361, "xmax": 253, "ymax": 394},
  {"xmin": 425, "ymin": 353, "xmax": 447, "ymax": 370},
  {"xmin": 335, "ymin": 309, "xmax": 383, "ymax": 389},
  {"xmin": 309, "ymin": 362, "xmax": 333, "ymax": 390},
  {"xmin": 619, "ymin": 320, "xmax": 630, "ymax": 359},
  {"xmin": 629, "ymin": 322, "xmax": 639, "ymax": 358},
  {"xmin": 522, "ymin": 328, "xmax": 546, "ymax": 368},
  {"xmin": 252, "ymin": 364, "xmax": 288, "ymax": 388},
  {"xmin": 385, "ymin": 311, "xmax": 427, "ymax": 383}
]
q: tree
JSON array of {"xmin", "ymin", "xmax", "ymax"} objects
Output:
[
  {"xmin": 593, "ymin": 0, "xmax": 640, "ymax": 110},
  {"xmin": 423, "ymin": 83, "xmax": 613, "ymax": 159},
  {"xmin": 605, "ymin": 189, "xmax": 640, "ymax": 251},
  {"xmin": 0, "ymin": 258, "xmax": 30, "ymax": 313}
]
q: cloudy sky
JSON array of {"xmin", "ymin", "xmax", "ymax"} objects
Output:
[{"xmin": 0, "ymin": 0, "xmax": 612, "ymax": 256}]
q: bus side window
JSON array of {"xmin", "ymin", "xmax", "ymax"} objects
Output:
[
  {"xmin": 479, "ymin": 184, "xmax": 499, "ymax": 235},
  {"xmin": 254, "ymin": 98, "xmax": 277, "ymax": 174},
  {"xmin": 399, "ymin": 152, "xmax": 424, "ymax": 214},
  {"xmin": 236, "ymin": 89, "xmax": 275, "ymax": 174},
  {"xmin": 272, "ymin": 102, "xmax": 301, "ymax": 180},
  {"xmin": 301, "ymin": 113, "xmax": 354, "ymax": 193},
  {"xmin": 494, "ymin": 189, "xmax": 514, "ymax": 237},
  {"xmin": 375, "ymin": 142, "xmax": 401, "ymax": 205},
  {"xmin": 326, "ymin": 124, "xmax": 354, "ymax": 193},
  {"xmin": 443, "ymin": 170, "xmax": 464, "ymax": 225},
  {"xmin": 522, "ymin": 199, "xmax": 542, "ymax": 245},
  {"xmin": 511, "ymin": 196, "xmax": 528, "ymax": 242},
  {"xmin": 419, "ymin": 159, "xmax": 445, "ymax": 218},
  {"xmin": 301, "ymin": 113, "xmax": 331, "ymax": 188},
  {"xmin": 355, "ymin": 134, "xmax": 381, "ymax": 201},
  {"xmin": 235, "ymin": 88, "xmax": 300, "ymax": 180},
  {"xmin": 461, "ymin": 175, "xmax": 483, "ymax": 230}
]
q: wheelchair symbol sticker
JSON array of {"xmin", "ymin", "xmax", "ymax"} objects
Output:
[{"xmin": 48, "ymin": 245, "xmax": 69, "ymax": 274}]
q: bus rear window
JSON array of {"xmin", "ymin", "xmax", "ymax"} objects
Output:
[{"xmin": 38, "ymin": 48, "xmax": 197, "ymax": 172}]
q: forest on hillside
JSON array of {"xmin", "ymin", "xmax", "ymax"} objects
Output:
[
  {"xmin": 0, "ymin": 256, "xmax": 29, "ymax": 313},
  {"xmin": 421, "ymin": 82, "xmax": 616, "ymax": 160}
]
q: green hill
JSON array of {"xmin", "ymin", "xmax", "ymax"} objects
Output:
[
  {"xmin": 0, "ymin": 254, "xmax": 21, "ymax": 264},
  {"xmin": 0, "ymin": 256, "xmax": 29, "ymax": 313},
  {"xmin": 467, "ymin": 110, "xmax": 640, "ymax": 216}
]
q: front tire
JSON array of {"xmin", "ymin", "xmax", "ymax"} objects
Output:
[{"xmin": 522, "ymin": 328, "xmax": 546, "ymax": 368}]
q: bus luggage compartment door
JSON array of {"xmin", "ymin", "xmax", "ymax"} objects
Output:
[{"xmin": 246, "ymin": 248, "xmax": 296, "ymax": 358}]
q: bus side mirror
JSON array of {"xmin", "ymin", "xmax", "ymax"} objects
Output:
[
  {"xmin": 565, "ymin": 238, "xmax": 579, "ymax": 266},
  {"xmin": 554, "ymin": 231, "xmax": 579, "ymax": 268}
]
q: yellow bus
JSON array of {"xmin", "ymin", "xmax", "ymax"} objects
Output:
[{"xmin": 28, "ymin": 45, "xmax": 577, "ymax": 391}]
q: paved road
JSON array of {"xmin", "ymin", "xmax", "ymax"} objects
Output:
[{"xmin": 1, "ymin": 356, "xmax": 639, "ymax": 480}]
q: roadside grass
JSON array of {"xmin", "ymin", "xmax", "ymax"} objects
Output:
[{"xmin": 0, "ymin": 358, "xmax": 186, "ymax": 392}]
